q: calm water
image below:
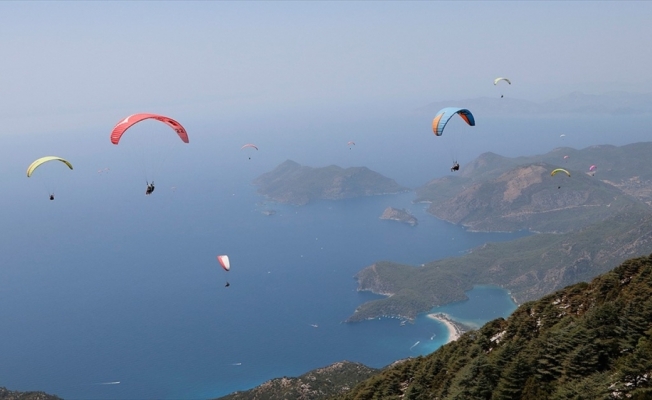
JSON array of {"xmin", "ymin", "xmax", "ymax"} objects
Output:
[{"xmin": 0, "ymin": 173, "xmax": 526, "ymax": 400}]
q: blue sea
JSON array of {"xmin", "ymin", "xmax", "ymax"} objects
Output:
[{"xmin": 0, "ymin": 110, "xmax": 649, "ymax": 399}]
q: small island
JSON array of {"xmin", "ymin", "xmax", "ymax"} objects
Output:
[
  {"xmin": 253, "ymin": 160, "xmax": 408, "ymax": 205},
  {"xmin": 380, "ymin": 207, "xmax": 418, "ymax": 226}
]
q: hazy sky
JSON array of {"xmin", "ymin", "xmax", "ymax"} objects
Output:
[{"xmin": 1, "ymin": 1, "xmax": 651, "ymax": 135}]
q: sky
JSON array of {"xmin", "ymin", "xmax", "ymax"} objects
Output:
[{"xmin": 1, "ymin": 1, "xmax": 652, "ymax": 136}]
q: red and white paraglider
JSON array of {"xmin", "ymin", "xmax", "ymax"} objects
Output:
[
  {"xmin": 110, "ymin": 113, "xmax": 189, "ymax": 145},
  {"xmin": 217, "ymin": 255, "xmax": 231, "ymax": 287},
  {"xmin": 110, "ymin": 113, "xmax": 189, "ymax": 195}
]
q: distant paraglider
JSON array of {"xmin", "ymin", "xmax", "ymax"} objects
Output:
[
  {"xmin": 241, "ymin": 144, "xmax": 258, "ymax": 159},
  {"xmin": 347, "ymin": 141, "xmax": 355, "ymax": 150},
  {"xmin": 493, "ymin": 77, "xmax": 511, "ymax": 98},
  {"xmin": 551, "ymin": 168, "xmax": 571, "ymax": 189},
  {"xmin": 589, "ymin": 165, "xmax": 597, "ymax": 176},
  {"xmin": 551, "ymin": 168, "xmax": 571, "ymax": 177},
  {"xmin": 217, "ymin": 255, "xmax": 231, "ymax": 287},
  {"xmin": 27, "ymin": 156, "xmax": 74, "ymax": 200}
]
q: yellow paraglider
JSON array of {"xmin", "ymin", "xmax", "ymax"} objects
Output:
[
  {"xmin": 550, "ymin": 168, "xmax": 570, "ymax": 177},
  {"xmin": 26, "ymin": 156, "xmax": 73, "ymax": 177},
  {"xmin": 27, "ymin": 156, "xmax": 73, "ymax": 200}
]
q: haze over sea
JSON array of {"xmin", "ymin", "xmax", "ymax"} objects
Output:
[{"xmin": 0, "ymin": 110, "xmax": 650, "ymax": 400}]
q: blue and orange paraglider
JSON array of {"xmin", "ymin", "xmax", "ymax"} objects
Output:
[
  {"xmin": 432, "ymin": 108, "xmax": 475, "ymax": 172},
  {"xmin": 432, "ymin": 108, "xmax": 475, "ymax": 137}
]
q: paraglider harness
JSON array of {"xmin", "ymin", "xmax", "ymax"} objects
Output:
[
  {"xmin": 451, "ymin": 162, "xmax": 460, "ymax": 172},
  {"xmin": 49, "ymin": 194, "xmax": 55, "ymax": 201},
  {"xmin": 146, "ymin": 181, "xmax": 155, "ymax": 195}
]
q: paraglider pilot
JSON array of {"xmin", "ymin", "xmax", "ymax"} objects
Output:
[
  {"xmin": 225, "ymin": 282, "xmax": 230, "ymax": 287},
  {"xmin": 146, "ymin": 181, "xmax": 155, "ymax": 195},
  {"xmin": 451, "ymin": 162, "xmax": 460, "ymax": 172},
  {"xmin": 49, "ymin": 194, "xmax": 55, "ymax": 201}
]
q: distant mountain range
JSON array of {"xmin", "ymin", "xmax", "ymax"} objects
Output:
[{"xmin": 417, "ymin": 91, "xmax": 652, "ymax": 117}]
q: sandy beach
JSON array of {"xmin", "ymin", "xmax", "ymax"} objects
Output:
[{"xmin": 427, "ymin": 313, "xmax": 463, "ymax": 343}]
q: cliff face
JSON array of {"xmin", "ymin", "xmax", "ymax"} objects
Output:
[
  {"xmin": 253, "ymin": 160, "xmax": 408, "ymax": 205},
  {"xmin": 379, "ymin": 207, "xmax": 417, "ymax": 226}
]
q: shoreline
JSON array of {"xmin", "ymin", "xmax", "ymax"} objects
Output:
[{"xmin": 426, "ymin": 313, "xmax": 465, "ymax": 344}]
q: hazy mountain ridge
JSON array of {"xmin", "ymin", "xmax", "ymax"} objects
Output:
[
  {"xmin": 418, "ymin": 91, "xmax": 652, "ymax": 117},
  {"xmin": 425, "ymin": 162, "xmax": 641, "ymax": 233},
  {"xmin": 416, "ymin": 142, "xmax": 652, "ymax": 232},
  {"xmin": 337, "ymin": 255, "xmax": 652, "ymax": 399},
  {"xmin": 253, "ymin": 160, "xmax": 409, "ymax": 205}
]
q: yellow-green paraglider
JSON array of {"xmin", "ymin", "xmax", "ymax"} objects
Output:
[
  {"xmin": 26, "ymin": 156, "xmax": 73, "ymax": 177},
  {"xmin": 551, "ymin": 168, "xmax": 570, "ymax": 190},
  {"xmin": 27, "ymin": 156, "xmax": 73, "ymax": 200},
  {"xmin": 550, "ymin": 168, "xmax": 570, "ymax": 177}
]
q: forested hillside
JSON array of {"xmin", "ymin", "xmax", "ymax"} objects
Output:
[{"xmin": 337, "ymin": 255, "xmax": 652, "ymax": 399}]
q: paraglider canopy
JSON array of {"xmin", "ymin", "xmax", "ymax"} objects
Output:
[
  {"xmin": 241, "ymin": 144, "xmax": 258, "ymax": 151},
  {"xmin": 27, "ymin": 156, "xmax": 73, "ymax": 177},
  {"xmin": 432, "ymin": 107, "xmax": 475, "ymax": 137},
  {"xmin": 347, "ymin": 141, "xmax": 355, "ymax": 146},
  {"xmin": 493, "ymin": 77, "xmax": 511, "ymax": 85},
  {"xmin": 110, "ymin": 113, "xmax": 189, "ymax": 145},
  {"xmin": 217, "ymin": 255, "xmax": 230, "ymax": 271},
  {"xmin": 551, "ymin": 168, "xmax": 571, "ymax": 177},
  {"xmin": 589, "ymin": 165, "xmax": 597, "ymax": 172}
]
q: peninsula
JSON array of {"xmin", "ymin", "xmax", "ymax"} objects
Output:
[{"xmin": 253, "ymin": 160, "xmax": 408, "ymax": 205}]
